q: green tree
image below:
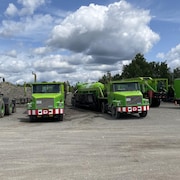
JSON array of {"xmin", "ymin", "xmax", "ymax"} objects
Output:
[
  {"xmin": 173, "ymin": 67, "xmax": 180, "ymax": 79},
  {"xmin": 99, "ymin": 71, "xmax": 112, "ymax": 84},
  {"xmin": 149, "ymin": 61, "xmax": 171, "ymax": 78},
  {"xmin": 121, "ymin": 53, "xmax": 151, "ymax": 78},
  {"xmin": 99, "ymin": 53, "xmax": 172, "ymax": 83},
  {"xmin": 112, "ymin": 73, "xmax": 122, "ymax": 81}
]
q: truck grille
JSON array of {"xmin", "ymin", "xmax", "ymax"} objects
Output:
[
  {"xmin": 126, "ymin": 96, "xmax": 142, "ymax": 105},
  {"xmin": 36, "ymin": 98, "xmax": 54, "ymax": 109}
]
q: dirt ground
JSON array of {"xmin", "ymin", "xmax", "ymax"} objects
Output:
[{"xmin": 0, "ymin": 95, "xmax": 180, "ymax": 180}]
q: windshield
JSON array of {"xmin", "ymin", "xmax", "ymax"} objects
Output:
[
  {"xmin": 113, "ymin": 82, "xmax": 139, "ymax": 91},
  {"xmin": 33, "ymin": 84, "xmax": 60, "ymax": 93}
]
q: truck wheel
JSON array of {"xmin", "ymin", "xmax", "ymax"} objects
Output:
[
  {"xmin": 154, "ymin": 99, "xmax": 160, "ymax": 107},
  {"xmin": 29, "ymin": 116, "xmax": 36, "ymax": 122},
  {"xmin": 101, "ymin": 102, "xmax": 106, "ymax": 113},
  {"xmin": 12, "ymin": 103, "xmax": 16, "ymax": 113},
  {"xmin": 0, "ymin": 101, "xmax": 5, "ymax": 118},
  {"xmin": 12, "ymin": 99, "xmax": 16, "ymax": 113},
  {"xmin": 5, "ymin": 102, "xmax": 13, "ymax": 115},
  {"xmin": 71, "ymin": 98, "xmax": 77, "ymax": 107},
  {"xmin": 112, "ymin": 106, "xmax": 120, "ymax": 119},
  {"xmin": 71, "ymin": 97, "xmax": 75, "ymax": 106},
  {"xmin": 150, "ymin": 98, "xmax": 160, "ymax": 107},
  {"xmin": 56, "ymin": 114, "xmax": 63, "ymax": 121},
  {"xmin": 139, "ymin": 111, "xmax": 147, "ymax": 118}
]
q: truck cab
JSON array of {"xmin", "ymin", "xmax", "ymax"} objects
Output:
[
  {"xmin": 27, "ymin": 82, "xmax": 65, "ymax": 122},
  {"xmin": 105, "ymin": 80, "xmax": 149, "ymax": 118}
]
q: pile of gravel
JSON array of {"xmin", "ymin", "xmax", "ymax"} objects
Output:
[{"xmin": 0, "ymin": 82, "xmax": 32, "ymax": 102}]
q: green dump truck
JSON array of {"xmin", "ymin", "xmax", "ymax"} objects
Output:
[
  {"xmin": 27, "ymin": 82, "xmax": 65, "ymax": 122},
  {"xmin": 72, "ymin": 80, "xmax": 149, "ymax": 118},
  {"xmin": 174, "ymin": 78, "xmax": 180, "ymax": 105},
  {"xmin": 122, "ymin": 77, "xmax": 168, "ymax": 107}
]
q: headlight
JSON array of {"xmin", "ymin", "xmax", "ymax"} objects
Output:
[
  {"xmin": 143, "ymin": 98, "xmax": 149, "ymax": 104},
  {"xmin": 27, "ymin": 103, "xmax": 32, "ymax": 108},
  {"xmin": 57, "ymin": 101, "xmax": 64, "ymax": 107},
  {"xmin": 60, "ymin": 102, "xmax": 63, "ymax": 106}
]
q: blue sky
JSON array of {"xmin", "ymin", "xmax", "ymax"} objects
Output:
[{"xmin": 0, "ymin": 0, "xmax": 180, "ymax": 84}]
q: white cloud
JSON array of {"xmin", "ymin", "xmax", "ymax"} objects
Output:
[
  {"xmin": 0, "ymin": 20, "xmax": 24, "ymax": 37},
  {"xmin": 0, "ymin": 57, "xmax": 29, "ymax": 73},
  {"xmin": 156, "ymin": 52, "xmax": 165, "ymax": 59},
  {"xmin": 0, "ymin": 14, "xmax": 54, "ymax": 39},
  {"xmin": 5, "ymin": 50, "xmax": 17, "ymax": 57},
  {"xmin": 18, "ymin": 0, "xmax": 45, "ymax": 16},
  {"xmin": 5, "ymin": 0, "xmax": 46, "ymax": 17},
  {"xmin": 47, "ymin": 1, "xmax": 160, "ymax": 64},
  {"xmin": 32, "ymin": 54, "xmax": 77, "ymax": 73},
  {"xmin": 33, "ymin": 47, "xmax": 51, "ymax": 55},
  {"xmin": 159, "ymin": 44, "xmax": 180, "ymax": 70},
  {"xmin": 5, "ymin": 3, "xmax": 18, "ymax": 16}
]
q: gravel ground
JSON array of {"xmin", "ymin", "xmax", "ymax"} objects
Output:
[{"xmin": 0, "ymin": 97, "xmax": 180, "ymax": 180}]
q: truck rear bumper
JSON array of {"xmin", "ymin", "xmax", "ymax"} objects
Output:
[
  {"xmin": 28, "ymin": 108, "xmax": 64, "ymax": 116},
  {"xmin": 117, "ymin": 105, "xmax": 149, "ymax": 113}
]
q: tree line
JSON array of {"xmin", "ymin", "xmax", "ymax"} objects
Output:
[{"xmin": 99, "ymin": 53, "xmax": 180, "ymax": 84}]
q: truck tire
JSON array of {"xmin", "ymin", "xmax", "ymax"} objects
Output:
[
  {"xmin": 29, "ymin": 116, "xmax": 36, "ymax": 122},
  {"xmin": 5, "ymin": 102, "xmax": 13, "ymax": 115},
  {"xmin": 12, "ymin": 103, "xmax": 16, "ymax": 113},
  {"xmin": 71, "ymin": 97, "xmax": 78, "ymax": 107},
  {"xmin": 55, "ymin": 114, "xmax": 63, "ymax": 121},
  {"xmin": 112, "ymin": 106, "xmax": 120, "ymax": 119},
  {"xmin": 0, "ymin": 101, "xmax": 5, "ymax": 118},
  {"xmin": 12, "ymin": 99, "xmax": 16, "ymax": 113},
  {"xmin": 150, "ymin": 98, "xmax": 160, "ymax": 107},
  {"xmin": 139, "ymin": 111, "xmax": 147, "ymax": 118},
  {"xmin": 101, "ymin": 102, "xmax": 107, "ymax": 113},
  {"xmin": 101, "ymin": 102, "xmax": 105, "ymax": 113},
  {"xmin": 3, "ymin": 97, "xmax": 13, "ymax": 115},
  {"xmin": 71, "ymin": 97, "xmax": 75, "ymax": 106}
]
